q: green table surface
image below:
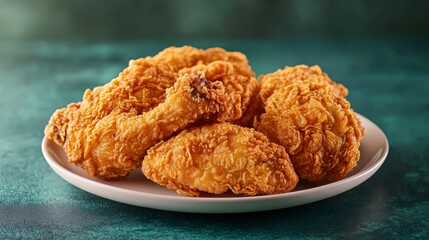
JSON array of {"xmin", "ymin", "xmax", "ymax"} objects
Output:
[{"xmin": 0, "ymin": 39, "xmax": 428, "ymax": 239}]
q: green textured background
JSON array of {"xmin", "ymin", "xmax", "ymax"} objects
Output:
[
  {"xmin": 1, "ymin": 0, "xmax": 428, "ymax": 239},
  {"xmin": 1, "ymin": 0, "xmax": 428, "ymax": 40}
]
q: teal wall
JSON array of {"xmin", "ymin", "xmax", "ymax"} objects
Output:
[{"xmin": 0, "ymin": 0, "xmax": 427, "ymax": 40}]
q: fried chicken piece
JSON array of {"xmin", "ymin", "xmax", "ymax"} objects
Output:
[
  {"xmin": 152, "ymin": 46, "xmax": 259, "ymax": 126},
  {"xmin": 45, "ymin": 59, "xmax": 177, "ymax": 147},
  {"xmin": 45, "ymin": 46, "xmax": 256, "ymax": 146},
  {"xmin": 259, "ymin": 65, "xmax": 348, "ymax": 103},
  {"xmin": 179, "ymin": 60, "xmax": 261, "ymax": 127},
  {"xmin": 142, "ymin": 123, "xmax": 299, "ymax": 197},
  {"xmin": 64, "ymin": 73, "xmax": 241, "ymax": 179},
  {"xmin": 255, "ymin": 81, "xmax": 364, "ymax": 183},
  {"xmin": 152, "ymin": 46, "xmax": 255, "ymax": 77}
]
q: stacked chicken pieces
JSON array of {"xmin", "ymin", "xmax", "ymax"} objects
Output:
[{"xmin": 45, "ymin": 46, "xmax": 364, "ymax": 197}]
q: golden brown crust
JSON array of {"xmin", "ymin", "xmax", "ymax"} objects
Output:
[
  {"xmin": 44, "ymin": 59, "xmax": 177, "ymax": 147},
  {"xmin": 63, "ymin": 73, "xmax": 241, "ymax": 179},
  {"xmin": 44, "ymin": 48, "xmax": 364, "ymax": 190},
  {"xmin": 259, "ymin": 65, "xmax": 348, "ymax": 103},
  {"xmin": 152, "ymin": 46, "xmax": 255, "ymax": 77},
  {"xmin": 255, "ymin": 81, "xmax": 364, "ymax": 182},
  {"xmin": 45, "ymin": 46, "xmax": 256, "ymax": 146},
  {"xmin": 142, "ymin": 123, "xmax": 299, "ymax": 197},
  {"xmin": 179, "ymin": 60, "xmax": 261, "ymax": 127}
]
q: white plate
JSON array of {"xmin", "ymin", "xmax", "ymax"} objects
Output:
[{"xmin": 41, "ymin": 114, "xmax": 388, "ymax": 213}]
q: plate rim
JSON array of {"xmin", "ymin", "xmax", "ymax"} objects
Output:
[{"xmin": 41, "ymin": 113, "xmax": 389, "ymax": 212}]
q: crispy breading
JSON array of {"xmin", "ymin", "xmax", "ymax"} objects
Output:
[
  {"xmin": 142, "ymin": 123, "xmax": 298, "ymax": 197},
  {"xmin": 45, "ymin": 46, "xmax": 256, "ymax": 146},
  {"xmin": 259, "ymin": 65, "xmax": 348, "ymax": 103},
  {"xmin": 152, "ymin": 46, "xmax": 255, "ymax": 77},
  {"xmin": 179, "ymin": 60, "xmax": 261, "ymax": 127},
  {"xmin": 45, "ymin": 59, "xmax": 177, "ymax": 147},
  {"xmin": 255, "ymin": 81, "xmax": 364, "ymax": 182},
  {"xmin": 62, "ymin": 73, "xmax": 241, "ymax": 179}
]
